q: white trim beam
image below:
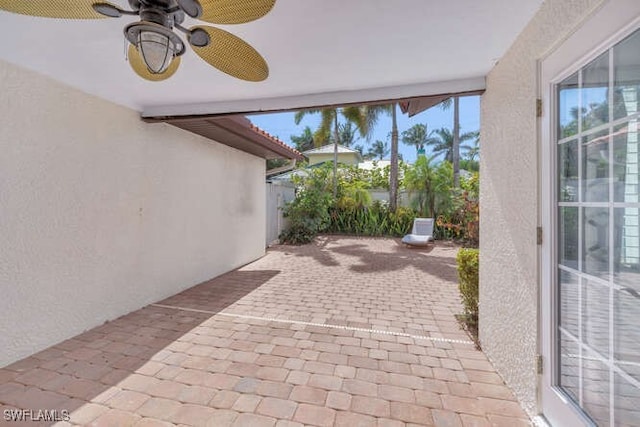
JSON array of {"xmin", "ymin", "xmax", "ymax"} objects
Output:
[{"xmin": 141, "ymin": 77, "xmax": 485, "ymax": 118}]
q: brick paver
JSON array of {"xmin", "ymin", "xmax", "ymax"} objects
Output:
[{"xmin": 0, "ymin": 237, "xmax": 531, "ymax": 426}]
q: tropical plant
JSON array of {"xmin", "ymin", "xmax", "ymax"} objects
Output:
[
  {"xmin": 459, "ymin": 159, "xmax": 479, "ymax": 172},
  {"xmin": 438, "ymin": 97, "xmax": 461, "ymax": 186},
  {"xmin": 457, "ymin": 248, "xmax": 479, "ymax": 328},
  {"xmin": 335, "ymin": 163, "xmax": 389, "ymax": 190},
  {"xmin": 367, "ymin": 139, "xmax": 390, "ymax": 160},
  {"xmin": 290, "ymin": 126, "xmax": 315, "ymax": 151},
  {"xmin": 369, "ymin": 163, "xmax": 390, "ymax": 190},
  {"xmin": 436, "ymin": 172, "xmax": 479, "ymax": 246},
  {"xmin": 403, "ymin": 157, "xmax": 455, "ymax": 218},
  {"xmin": 462, "ymin": 171, "xmax": 479, "ymax": 199},
  {"xmin": 462, "ymin": 131, "xmax": 480, "ymax": 161},
  {"xmin": 433, "ymin": 162, "xmax": 456, "ymax": 215},
  {"xmin": 294, "ymin": 107, "xmax": 372, "ymax": 197},
  {"xmin": 403, "ymin": 156, "xmax": 435, "ymax": 217},
  {"xmin": 338, "ymin": 122, "xmax": 359, "ymax": 147},
  {"xmin": 328, "ymin": 201, "xmax": 415, "ymax": 237},
  {"xmin": 280, "ymin": 164, "xmax": 333, "ymax": 244},
  {"xmin": 427, "ymin": 127, "xmax": 478, "ymax": 164},
  {"xmin": 401, "ymin": 123, "xmax": 435, "ymax": 154},
  {"xmin": 337, "ymin": 180, "xmax": 372, "ymax": 210},
  {"xmin": 363, "ymin": 104, "xmax": 400, "ymax": 212}
]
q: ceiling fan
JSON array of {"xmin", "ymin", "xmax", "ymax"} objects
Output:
[{"xmin": 0, "ymin": 0, "xmax": 275, "ymax": 82}]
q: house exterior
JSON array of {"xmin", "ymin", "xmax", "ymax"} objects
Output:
[
  {"xmin": 0, "ymin": 61, "xmax": 301, "ymax": 367},
  {"xmin": 480, "ymin": 1, "xmax": 640, "ymax": 425},
  {"xmin": 303, "ymin": 144, "xmax": 362, "ymax": 166}
]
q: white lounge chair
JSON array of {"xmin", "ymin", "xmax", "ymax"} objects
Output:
[{"xmin": 402, "ymin": 218, "xmax": 434, "ymax": 246}]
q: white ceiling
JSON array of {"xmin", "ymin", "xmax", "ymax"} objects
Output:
[{"xmin": 0, "ymin": 0, "xmax": 543, "ymax": 116}]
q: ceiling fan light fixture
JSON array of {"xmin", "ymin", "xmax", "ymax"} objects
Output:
[
  {"xmin": 124, "ymin": 22, "xmax": 186, "ymax": 74},
  {"xmin": 138, "ymin": 31, "xmax": 175, "ymax": 74}
]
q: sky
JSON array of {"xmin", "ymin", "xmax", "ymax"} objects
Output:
[{"xmin": 248, "ymin": 95, "xmax": 480, "ymax": 163}]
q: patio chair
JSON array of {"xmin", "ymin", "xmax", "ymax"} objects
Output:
[{"xmin": 402, "ymin": 218, "xmax": 434, "ymax": 246}]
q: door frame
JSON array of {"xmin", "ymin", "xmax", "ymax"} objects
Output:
[{"xmin": 539, "ymin": 1, "xmax": 640, "ymax": 425}]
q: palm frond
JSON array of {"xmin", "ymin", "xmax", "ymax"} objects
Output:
[
  {"xmin": 315, "ymin": 109, "xmax": 335, "ymax": 143},
  {"xmin": 460, "ymin": 130, "xmax": 479, "ymax": 143},
  {"xmin": 438, "ymin": 97, "xmax": 453, "ymax": 110},
  {"xmin": 341, "ymin": 106, "xmax": 368, "ymax": 138},
  {"xmin": 294, "ymin": 108, "xmax": 323, "ymax": 125},
  {"xmin": 361, "ymin": 104, "xmax": 393, "ymax": 141}
]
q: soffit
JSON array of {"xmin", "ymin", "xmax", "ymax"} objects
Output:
[
  {"xmin": 0, "ymin": 0, "xmax": 542, "ymax": 115},
  {"xmin": 168, "ymin": 115, "xmax": 304, "ymax": 159}
]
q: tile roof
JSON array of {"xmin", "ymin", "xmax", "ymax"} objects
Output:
[{"xmin": 248, "ymin": 123, "xmax": 303, "ymax": 159}]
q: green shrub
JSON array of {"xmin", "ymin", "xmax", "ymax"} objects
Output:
[
  {"xmin": 337, "ymin": 163, "xmax": 391, "ymax": 190},
  {"xmin": 279, "ymin": 222, "xmax": 320, "ymax": 245},
  {"xmin": 337, "ymin": 182, "xmax": 372, "ymax": 210},
  {"xmin": 280, "ymin": 186, "xmax": 333, "ymax": 244},
  {"xmin": 436, "ymin": 172, "xmax": 479, "ymax": 246},
  {"xmin": 279, "ymin": 164, "xmax": 335, "ymax": 246},
  {"xmin": 328, "ymin": 202, "xmax": 415, "ymax": 237},
  {"xmin": 403, "ymin": 157, "xmax": 454, "ymax": 218},
  {"xmin": 456, "ymin": 248, "xmax": 479, "ymax": 319}
]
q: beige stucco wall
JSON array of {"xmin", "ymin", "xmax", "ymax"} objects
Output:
[
  {"xmin": 480, "ymin": 0, "xmax": 604, "ymax": 417},
  {"xmin": 307, "ymin": 152, "xmax": 360, "ymax": 166},
  {"xmin": 0, "ymin": 59, "xmax": 266, "ymax": 367}
]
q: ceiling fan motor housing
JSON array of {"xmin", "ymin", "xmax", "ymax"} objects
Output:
[{"xmin": 138, "ymin": 0, "xmax": 185, "ymax": 28}]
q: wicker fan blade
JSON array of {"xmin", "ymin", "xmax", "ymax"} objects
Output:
[
  {"xmin": 128, "ymin": 44, "xmax": 180, "ymax": 82},
  {"xmin": 0, "ymin": 0, "xmax": 114, "ymax": 19},
  {"xmin": 198, "ymin": 0, "xmax": 275, "ymax": 24},
  {"xmin": 190, "ymin": 26, "xmax": 268, "ymax": 81}
]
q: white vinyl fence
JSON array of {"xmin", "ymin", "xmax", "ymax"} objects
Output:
[
  {"xmin": 266, "ymin": 181, "xmax": 296, "ymax": 246},
  {"xmin": 368, "ymin": 189, "xmax": 412, "ymax": 207}
]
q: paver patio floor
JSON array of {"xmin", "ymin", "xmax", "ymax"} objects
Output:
[{"xmin": 0, "ymin": 237, "xmax": 531, "ymax": 426}]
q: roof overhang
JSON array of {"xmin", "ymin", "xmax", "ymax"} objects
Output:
[
  {"xmin": 0, "ymin": 0, "xmax": 542, "ymax": 118},
  {"xmin": 165, "ymin": 115, "xmax": 303, "ymax": 160},
  {"xmin": 399, "ymin": 89, "xmax": 485, "ymax": 117},
  {"xmin": 142, "ymin": 77, "xmax": 485, "ymax": 119}
]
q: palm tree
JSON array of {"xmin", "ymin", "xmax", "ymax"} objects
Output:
[
  {"xmin": 367, "ymin": 140, "xmax": 390, "ymax": 160},
  {"xmin": 290, "ymin": 126, "xmax": 315, "ymax": 152},
  {"xmin": 461, "ymin": 131, "xmax": 480, "ymax": 161},
  {"xmin": 401, "ymin": 123, "xmax": 435, "ymax": 155},
  {"xmin": 338, "ymin": 122, "xmax": 359, "ymax": 147},
  {"xmin": 364, "ymin": 103, "xmax": 399, "ymax": 211},
  {"xmin": 428, "ymin": 127, "xmax": 477, "ymax": 163},
  {"xmin": 405, "ymin": 157, "xmax": 456, "ymax": 218},
  {"xmin": 390, "ymin": 105, "xmax": 399, "ymax": 212},
  {"xmin": 404, "ymin": 155, "xmax": 436, "ymax": 216},
  {"xmin": 438, "ymin": 97, "xmax": 462, "ymax": 186},
  {"xmin": 294, "ymin": 107, "xmax": 370, "ymax": 197}
]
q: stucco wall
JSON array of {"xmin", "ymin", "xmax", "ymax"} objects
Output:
[
  {"xmin": 0, "ymin": 59, "xmax": 266, "ymax": 367},
  {"xmin": 307, "ymin": 153, "xmax": 360, "ymax": 166},
  {"xmin": 480, "ymin": 0, "xmax": 604, "ymax": 417}
]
